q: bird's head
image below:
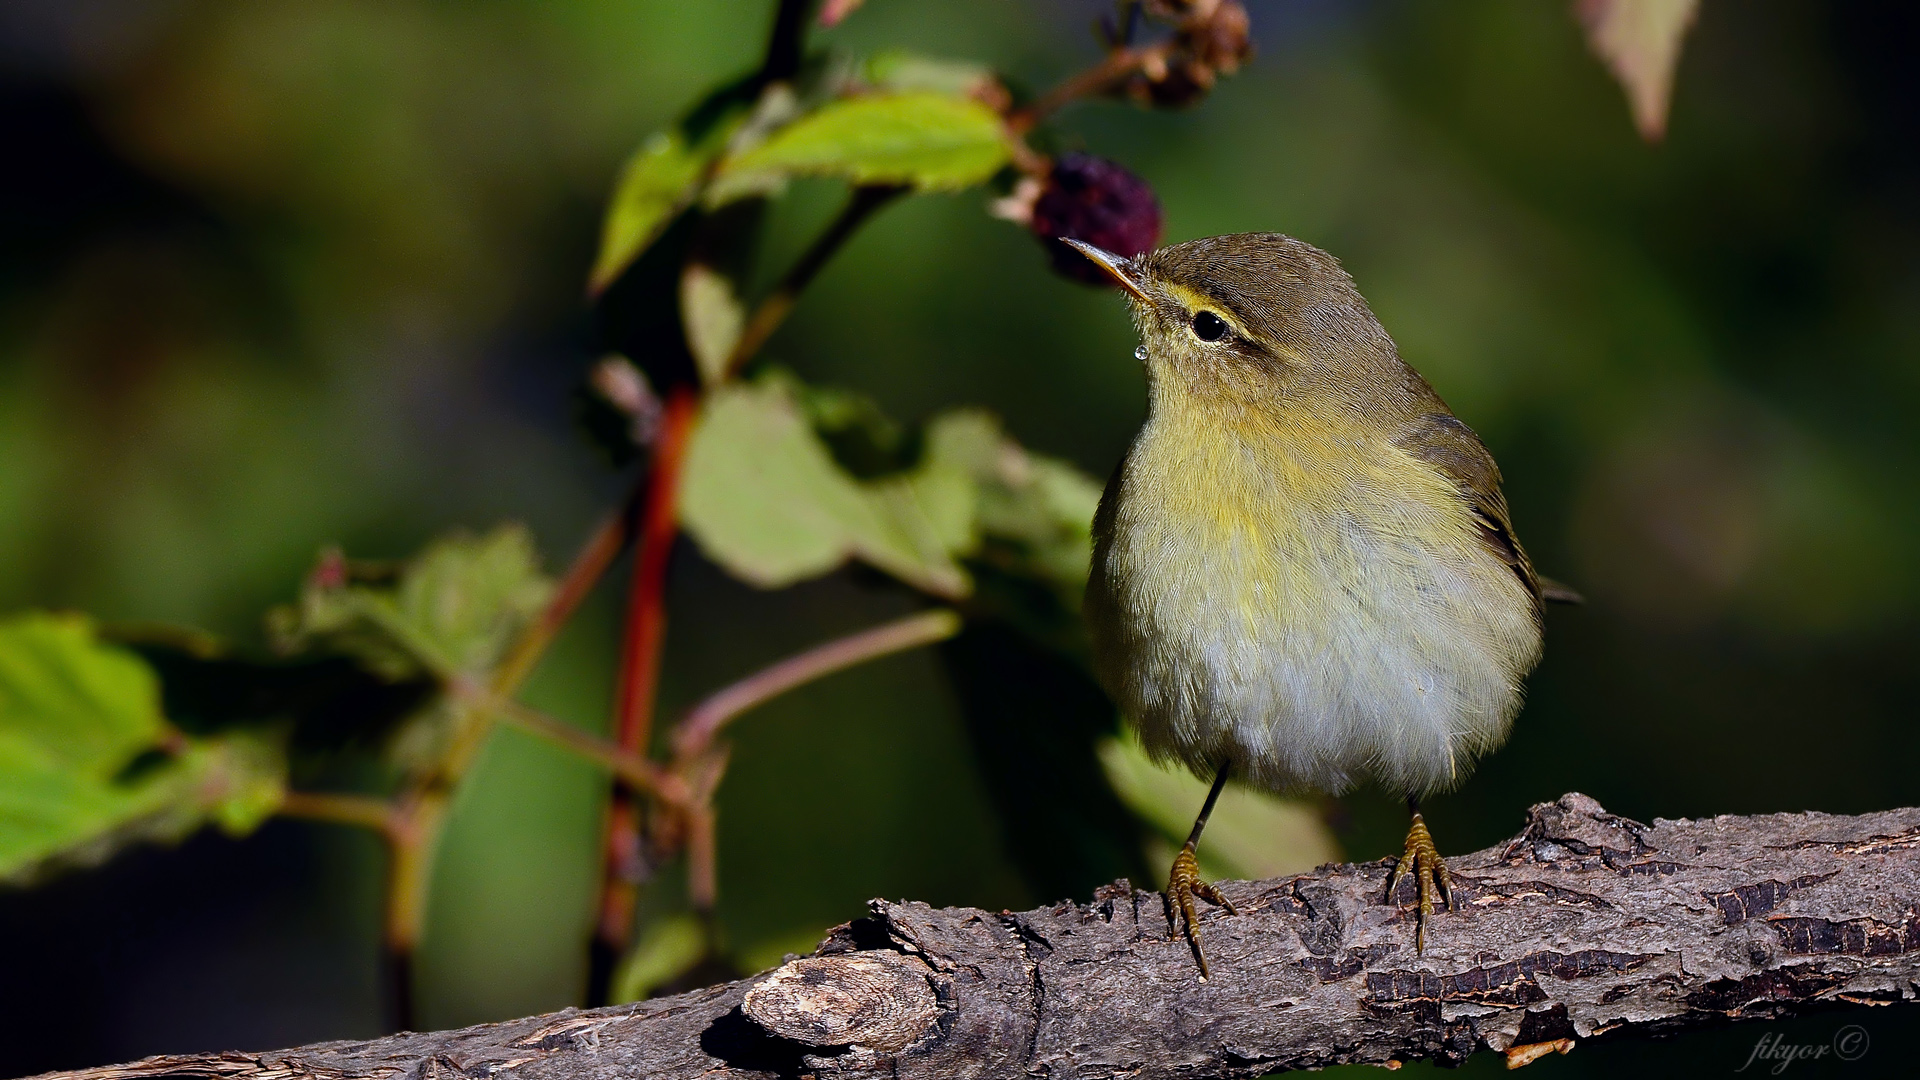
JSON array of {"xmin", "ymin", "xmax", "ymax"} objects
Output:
[{"xmin": 1064, "ymin": 232, "xmax": 1401, "ymax": 415}]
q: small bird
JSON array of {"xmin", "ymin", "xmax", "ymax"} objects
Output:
[{"xmin": 1068, "ymin": 232, "xmax": 1577, "ymax": 975}]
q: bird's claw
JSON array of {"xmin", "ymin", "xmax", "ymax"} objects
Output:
[
  {"xmin": 1167, "ymin": 841, "xmax": 1236, "ymax": 978},
  {"xmin": 1385, "ymin": 811, "xmax": 1452, "ymax": 953}
]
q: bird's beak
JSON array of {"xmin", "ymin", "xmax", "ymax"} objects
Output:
[{"xmin": 1061, "ymin": 239, "xmax": 1151, "ymax": 302}]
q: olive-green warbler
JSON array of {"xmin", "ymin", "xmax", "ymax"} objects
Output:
[{"xmin": 1068, "ymin": 233, "xmax": 1577, "ymax": 975}]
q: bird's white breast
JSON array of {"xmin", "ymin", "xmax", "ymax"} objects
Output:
[{"xmin": 1086, "ymin": 410, "xmax": 1542, "ymax": 798}]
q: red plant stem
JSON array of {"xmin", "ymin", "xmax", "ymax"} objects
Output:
[
  {"xmin": 613, "ymin": 386, "xmax": 700, "ymax": 753},
  {"xmin": 595, "ymin": 385, "xmax": 699, "ymax": 959},
  {"xmin": 595, "ymin": 808, "xmax": 645, "ymax": 961}
]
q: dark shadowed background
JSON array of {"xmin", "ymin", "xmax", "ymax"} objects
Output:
[{"xmin": 3, "ymin": 0, "xmax": 1917, "ymax": 1076}]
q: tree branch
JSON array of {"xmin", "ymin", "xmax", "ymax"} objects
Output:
[{"xmin": 40, "ymin": 794, "xmax": 1920, "ymax": 1078}]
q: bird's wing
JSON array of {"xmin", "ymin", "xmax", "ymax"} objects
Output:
[{"xmin": 1393, "ymin": 411, "xmax": 1544, "ymax": 612}]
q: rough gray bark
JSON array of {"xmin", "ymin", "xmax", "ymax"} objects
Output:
[{"xmin": 30, "ymin": 794, "xmax": 1920, "ymax": 1080}]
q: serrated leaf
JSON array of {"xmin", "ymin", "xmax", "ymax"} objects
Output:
[
  {"xmin": 679, "ymin": 381, "xmax": 884, "ymax": 587},
  {"xmin": 1098, "ymin": 731, "xmax": 1340, "ymax": 884},
  {"xmin": 679, "ymin": 377, "xmax": 970, "ymax": 598},
  {"xmin": 270, "ymin": 524, "xmax": 555, "ymax": 683},
  {"xmin": 713, "ymin": 91, "xmax": 1009, "ymax": 198},
  {"xmin": 1575, "ymin": 0, "xmax": 1700, "ymax": 141},
  {"xmin": 269, "ymin": 526, "xmax": 553, "ymax": 773},
  {"xmin": 0, "ymin": 613, "xmax": 287, "ymax": 884}
]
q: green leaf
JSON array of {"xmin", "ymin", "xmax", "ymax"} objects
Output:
[
  {"xmin": 681, "ymin": 372, "xmax": 1107, "ymax": 606},
  {"xmin": 587, "ymin": 86, "xmax": 758, "ymax": 296},
  {"xmin": 270, "ymin": 524, "xmax": 555, "ymax": 684},
  {"xmin": 679, "ymin": 376, "xmax": 970, "ymax": 598},
  {"xmin": 268, "ymin": 525, "xmax": 554, "ymax": 773},
  {"xmin": 0, "ymin": 613, "xmax": 287, "ymax": 884},
  {"xmin": 919, "ymin": 409, "xmax": 1104, "ymax": 602},
  {"xmin": 863, "ymin": 52, "xmax": 996, "ymax": 98},
  {"xmin": 1097, "ymin": 730, "xmax": 1341, "ymax": 884},
  {"xmin": 589, "ymin": 132, "xmax": 711, "ymax": 296},
  {"xmin": 713, "ymin": 91, "xmax": 1009, "ymax": 199},
  {"xmin": 0, "ymin": 613, "xmax": 160, "ymax": 771},
  {"xmin": 680, "ymin": 261, "xmax": 747, "ymax": 386}
]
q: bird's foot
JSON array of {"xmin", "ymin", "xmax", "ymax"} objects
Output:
[
  {"xmin": 1385, "ymin": 810, "xmax": 1453, "ymax": 954},
  {"xmin": 1166, "ymin": 840, "xmax": 1236, "ymax": 978}
]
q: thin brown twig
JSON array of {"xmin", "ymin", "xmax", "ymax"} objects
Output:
[
  {"xmin": 277, "ymin": 790, "xmax": 398, "ymax": 836},
  {"xmin": 684, "ymin": 802, "xmax": 720, "ymax": 912},
  {"xmin": 1006, "ymin": 42, "xmax": 1173, "ymax": 134},
  {"xmin": 721, "ymin": 184, "xmax": 906, "ymax": 381},
  {"xmin": 477, "ymin": 689, "xmax": 694, "ymax": 807},
  {"xmin": 679, "ymin": 742, "xmax": 733, "ymax": 912},
  {"xmin": 670, "ymin": 608, "xmax": 964, "ymax": 764},
  {"xmin": 492, "ymin": 502, "xmax": 636, "ymax": 699},
  {"xmin": 376, "ymin": 786, "xmax": 454, "ymax": 1034}
]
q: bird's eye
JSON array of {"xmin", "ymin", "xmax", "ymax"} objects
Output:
[{"xmin": 1191, "ymin": 311, "xmax": 1229, "ymax": 342}]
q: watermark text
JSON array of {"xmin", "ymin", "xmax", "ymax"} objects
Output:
[{"xmin": 1736, "ymin": 1026, "xmax": 1869, "ymax": 1074}]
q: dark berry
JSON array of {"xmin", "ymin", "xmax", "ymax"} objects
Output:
[{"xmin": 1029, "ymin": 154, "xmax": 1163, "ymax": 286}]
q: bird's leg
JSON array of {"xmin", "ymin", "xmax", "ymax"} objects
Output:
[
  {"xmin": 1384, "ymin": 796, "xmax": 1453, "ymax": 953},
  {"xmin": 1166, "ymin": 763, "xmax": 1237, "ymax": 978}
]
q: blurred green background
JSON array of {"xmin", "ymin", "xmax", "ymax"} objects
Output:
[{"xmin": 3, "ymin": 0, "xmax": 1917, "ymax": 1075}]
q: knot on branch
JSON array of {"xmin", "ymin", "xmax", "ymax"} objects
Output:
[
  {"xmin": 1508, "ymin": 791, "xmax": 1654, "ymax": 864},
  {"xmin": 742, "ymin": 951, "xmax": 940, "ymax": 1052}
]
